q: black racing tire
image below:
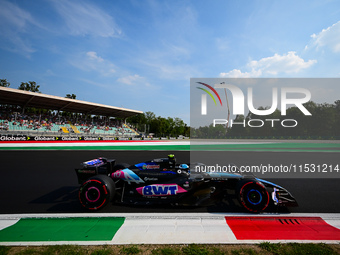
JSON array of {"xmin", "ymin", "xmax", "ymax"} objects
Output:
[
  {"xmin": 79, "ymin": 175, "xmax": 115, "ymax": 210},
  {"xmin": 113, "ymin": 163, "xmax": 130, "ymax": 171},
  {"xmin": 237, "ymin": 179, "xmax": 270, "ymax": 213}
]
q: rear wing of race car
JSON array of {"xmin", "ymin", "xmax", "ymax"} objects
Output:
[{"xmin": 75, "ymin": 157, "xmax": 116, "ymax": 184}]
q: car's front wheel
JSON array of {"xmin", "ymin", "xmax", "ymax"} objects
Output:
[
  {"xmin": 237, "ymin": 179, "xmax": 270, "ymax": 213},
  {"xmin": 79, "ymin": 175, "xmax": 115, "ymax": 210}
]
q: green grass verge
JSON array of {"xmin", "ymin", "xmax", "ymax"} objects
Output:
[
  {"xmin": 0, "ymin": 243, "xmax": 339, "ymax": 255},
  {"xmin": 259, "ymin": 242, "xmax": 340, "ymax": 255}
]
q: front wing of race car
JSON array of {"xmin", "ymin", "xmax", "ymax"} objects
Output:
[{"xmin": 256, "ymin": 178, "xmax": 298, "ymax": 207}]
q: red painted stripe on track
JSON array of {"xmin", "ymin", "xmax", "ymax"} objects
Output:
[{"xmin": 225, "ymin": 217, "xmax": 340, "ymax": 240}]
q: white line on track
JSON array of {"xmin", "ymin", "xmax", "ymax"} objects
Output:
[{"xmin": 0, "ymin": 141, "xmax": 190, "ymax": 147}]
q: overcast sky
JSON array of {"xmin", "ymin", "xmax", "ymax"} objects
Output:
[{"xmin": 1, "ymin": 0, "xmax": 339, "ymax": 124}]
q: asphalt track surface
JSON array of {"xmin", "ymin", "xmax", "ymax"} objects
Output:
[{"xmin": 0, "ymin": 150, "xmax": 339, "ymax": 214}]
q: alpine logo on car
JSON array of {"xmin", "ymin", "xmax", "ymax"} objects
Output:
[
  {"xmin": 112, "ymin": 169, "xmax": 144, "ymax": 184},
  {"xmin": 136, "ymin": 184, "xmax": 187, "ymax": 196}
]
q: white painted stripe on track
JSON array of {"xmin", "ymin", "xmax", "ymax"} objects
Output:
[
  {"xmin": 0, "ymin": 140, "xmax": 282, "ymax": 147},
  {"xmin": 1, "ymin": 212, "xmax": 340, "ymax": 218},
  {"xmin": 0, "ymin": 141, "xmax": 190, "ymax": 147},
  {"xmin": 111, "ymin": 216, "xmax": 237, "ymax": 244},
  {"xmin": 324, "ymin": 219, "xmax": 340, "ymax": 230},
  {"xmin": 0, "ymin": 219, "xmax": 19, "ymax": 231}
]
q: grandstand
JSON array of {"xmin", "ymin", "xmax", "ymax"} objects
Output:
[{"xmin": 0, "ymin": 87, "xmax": 142, "ymax": 139}]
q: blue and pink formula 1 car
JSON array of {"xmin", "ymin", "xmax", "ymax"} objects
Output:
[{"xmin": 75, "ymin": 154, "xmax": 297, "ymax": 213}]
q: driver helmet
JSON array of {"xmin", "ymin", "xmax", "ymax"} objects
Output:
[
  {"xmin": 179, "ymin": 164, "xmax": 189, "ymax": 170},
  {"xmin": 179, "ymin": 164, "xmax": 190, "ymax": 173}
]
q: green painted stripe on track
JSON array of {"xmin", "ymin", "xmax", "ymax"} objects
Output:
[
  {"xmin": 205, "ymin": 143, "xmax": 340, "ymax": 148},
  {"xmin": 192, "ymin": 149, "xmax": 340, "ymax": 152},
  {"xmin": 191, "ymin": 143, "xmax": 340, "ymax": 150},
  {"xmin": 0, "ymin": 217, "xmax": 125, "ymax": 242}
]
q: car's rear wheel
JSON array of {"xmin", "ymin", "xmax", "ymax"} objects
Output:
[
  {"xmin": 79, "ymin": 175, "xmax": 115, "ymax": 210},
  {"xmin": 237, "ymin": 179, "xmax": 270, "ymax": 213}
]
